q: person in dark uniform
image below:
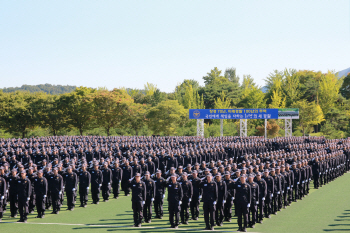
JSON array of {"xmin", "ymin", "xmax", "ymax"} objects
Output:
[
  {"xmin": 189, "ymin": 170, "xmax": 202, "ymax": 221},
  {"xmin": 255, "ymin": 172, "xmax": 267, "ymax": 224},
  {"xmin": 166, "ymin": 174, "xmax": 183, "ymax": 228},
  {"xmin": 312, "ymin": 157, "xmax": 321, "ymax": 189},
  {"xmin": 111, "ymin": 161, "xmax": 122, "ymax": 199},
  {"xmin": 101, "ymin": 162, "xmax": 112, "ymax": 201},
  {"xmin": 50, "ymin": 167, "xmax": 63, "ymax": 214},
  {"xmin": 122, "ymin": 161, "xmax": 133, "ymax": 196},
  {"xmin": 223, "ymin": 171, "xmax": 235, "ymax": 222},
  {"xmin": 27, "ymin": 167, "xmax": 36, "ymax": 214},
  {"xmin": 91, "ymin": 163, "xmax": 103, "ymax": 204},
  {"xmin": 247, "ymin": 174, "xmax": 259, "ymax": 228},
  {"xmin": 180, "ymin": 172, "xmax": 192, "ymax": 225},
  {"xmin": 235, "ymin": 174, "xmax": 251, "ymax": 232},
  {"xmin": 215, "ymin": 172, "xmax": 227, "ymax": 227},
  {"xmin": 129, "ymin": 173, "xmax": 146, "ymax": 227},
  {"xmin": 78, "ymin": 164, "xmax": 91, "ymax": 207},
  {"xmin": 0, "ymin": 175, "xmax": 6, "ymax": 222},
  {"xmin": 33, "ymin": 170, "xmax": 48, "ymax": 218},
  {"xmin": 154, "ymin": 170, "xmax": 166, "ymax": 219},
  {"xmin": 16, "ymin": 170, "xmax": 32, "ymax": 223},
  {"xmin": 8, "ymin": 169, "xmax": 18, "ymax": 218},
  {"xmin": 201, "ymin": 173, "xmax": 218, "ymax": 231},
  {"xmin": 292, "ymin": 163, "xmax": 301, "ymax": 201},
  {"xmin": 262, "ymin": 169, "xmax": 274, "ymax": 218},
  {"xmin": 142, "ymin": 171, "xmax": 155, "ymax": 223},
  {"xmin": 64, "ymin": 166, "xmax": 78, "ymax": 211}
]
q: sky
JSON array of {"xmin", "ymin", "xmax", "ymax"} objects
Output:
[{"xmin": 1, "ymin": 0, "xmax": 349, "ymax": 93}]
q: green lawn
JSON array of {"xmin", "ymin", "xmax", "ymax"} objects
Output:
[{"xmin": 1, "ymin": 173, "xmax": 350, "ymax": 232}]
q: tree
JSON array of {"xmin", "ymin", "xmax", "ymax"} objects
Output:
[
  {"xmin": 127, "ymin": 103, "xmax": 148, "ymax": 135},
  {"xmin": 320, "ymin": 107, "xmax": 348, "ymax": 138},
  {"xmin": 0, "ymin": 91, "xmax": 42, "ymax": 138},
  {"xmin": 318, "ymin": 71, "xmax": 342, "ymax": 115},
  {"xmin": 203, "ymin": 67, "xmax": 226, "ymax": 86},
  {"xmin": 224, "ymin": 67, "xmax": 240, "ymax": 84},
  {"xmin": 240, "ymin": 86, "xmax": 266, "ymax": 109},
  {"xmin": 282, "ymin": 69, "xmax": 301, "ymax": 106},
  {"xmin": 144, "ymin": 82, "xmax": 157, "ymax": 96},
  {"xmin": 269, "ymin": 90, "xmax": 285, "ymax": 108},
  {"xmin": 147, "ymin": 100, "xmax": 187, "ymax": 135},
  {"xmin": 256, "ymin": 119, "xmax": 280, "ymax": 138},
  {"xmin": 90, "ymin": 89, "xmax": 134, "ymax": 136},
  {"xmin": 292, "ymin": 100, "xmax": 325, "ymax": 135},
  {"xmin": 214, "ymin": 91, "xmax": 231, "ymax": 109},
  {"xmin": 60, "ymin": 87, "xmax": 95, "ymax": 136},
  {"xmin": 340, "ymin": 73, "xmax": 350, "ymax": 99}
]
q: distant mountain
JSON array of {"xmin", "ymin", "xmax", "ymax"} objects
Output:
[
  {"xmin": 337, "ymin": 67, "xmax": 350, "ymax": 78},
  {"xmin": 0, "ymin": 84, "xmax": 77, "ymax": 95}
]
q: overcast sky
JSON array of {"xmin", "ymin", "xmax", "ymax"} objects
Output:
[{"xmin": 1, "ymin": 1, "xmax": 349, "ymax": 92}]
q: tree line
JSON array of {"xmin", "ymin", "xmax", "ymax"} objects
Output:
[{"xmin": 0, "ymin": 67, "xmax": 349, "ymax": 139}]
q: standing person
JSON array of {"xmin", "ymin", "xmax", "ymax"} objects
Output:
[
  {"xmin": 292, "ymin": 163, "xmax": 301, "ymax": 201},
  {"xmin": 50, "ymin": 168, "xmax": 63, "ymax": 214},
  {"xmin": 262, "ymin": 169, "xmax": 274, "ymax": 218},
  {"xmin": 33, "ymin": 170, "xmax": 48, "ymax": 218},
  {"xmin": 101, "ymin": 162, "xmax": 112, "ymax": 202},
  {"xmin": 215, "ymin": 173, "xmax": 227, "ymax": 227},
  {"xmin": 78, "ymin": 164, "xmax": 91, "ymax": 207},
  {"xmin": 64, "ymin": 166, "xmax": 78, "ymax": 211},
  {"xmin": 312, "ymin": 157, "xmax": 321, "ymax": 189},
  {"xmin": 111, "ymin": 161, "xmax": 122, "ymax": 199},
  {"xmin": 91, "ymin": 163, "xmax": 103, "ymax": 204},
  {"xmin": 189, "ymin": 170, "xmax": 202, "ymax": 221},
  {"xmin": 121, "ymin": 161, "xmax": 133, "ymax": 196},
  {"xmin": 0, "ymin": 175, "xmax": 6, "ymax": 222},
  {"xmin": 16, "ymin": 170, "xmax": 32, "ymax": 223},
  {"xmin": 8, "ymin": 169, "xmax": 18, "ymax": 218},
  {"xmin": 247, "ymin": 174, "xmax": 259, "ymax": 228},
  {"xmin": 180, "ymin": 172, "xmax": 193, "ymax": 225},
  {"xmin": 255, "ymin": 172, "xmax": 267, "ymax": 224},
  {"xmin": 223, "ymin": 171, "xmax": 235, "ymax": 222},
  {"xmin": 129, "ymin": 173, "xmax": 146, "ymax": 227},
  {"xmin": 143, "ymin": 171, "xmax": 155, "ymax": 223},
  {"xmin": 154, "ymin": 170, "xmax": 166, "ymax": 219},
  {"xmin": 200, "ymin": 173, "xmax": 218, "ymax": 231},
  {"xmin": 166, "ymin": 174, "xmax": 183, "ymax": 228},
  {"xmin": 235, "ymin": 174, "xmax": 251, "ymax": 232}
]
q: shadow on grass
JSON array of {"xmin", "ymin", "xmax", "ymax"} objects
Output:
[{"xmin": 324, "ymin": 209, "xmax": 350, "ymax": 231}]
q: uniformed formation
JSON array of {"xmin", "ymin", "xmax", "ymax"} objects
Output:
[{"xmin": 0, "ymin": 136, "xmax": 348, "ymax": 232}]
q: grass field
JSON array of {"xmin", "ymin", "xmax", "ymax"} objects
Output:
[{"xmin": 1, "ymin": 173, "xmax": 350, "ymax": 233}]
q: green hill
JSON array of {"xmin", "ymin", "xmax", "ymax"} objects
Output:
[{"xmin": 0, "ymin": 84, "xmax": 77, "ymax": 95}]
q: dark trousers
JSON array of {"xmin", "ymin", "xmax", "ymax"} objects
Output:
[
  {"xmin": 258, "ymin": 198, "xmax": 265, "ymax": 221},
  {"xmin": 314, "ymin": 175, "xmax": 319, "ymax": 188},
  {"xmin": 132, "ymin": 201, "xmax": 144, "ymax": 225},
  {"xmin": 264, "ymin": 193, "xmax": 272, "ymax": 217},
  {"xmin": 35, "ymin": 196, "xmax": 46, "ymax": 216},
  {"xmin": 45, "ymin": 191, "xmax": 52, "ymax": 209},
  {"xmin": 168, "ymin": 202, "xmax": 180, "ymax": 226},
  {"xmin": 143, "ymin": 199, "xmax": 153, "ymax": 221},
  {"xmin": 29, "ymin": 192, "xmax": 36, "ymax": 212},
  {"xmin": 102, "ymin": 183, "xmax": 111, "ymax": 200},
  {"xmin": 215, "ymin": 200, "xmax": 224, "ymax": 224},
  {"xmin": 79, "ymin": 186, "xmax": 89, "ymax": 206},
  {"xmin": 9, "ymin": 193, "xmax": 18, "ymax": 217},
  {"xmin": 190, "ymin": 197, "xmax": 200, "ymax": 219},
  {"xmin": 237, "ymin": 203, "xmax": 249, "ymax": 229},
  {"xmin": 18, "ymin": 198, "xmax": 29, "ymax": 220},
  {"xmin": 249, "ymin": 203, "xmax": 258, "ymax": 225},
  {"xmin": 91, "ymin": 185, "xmax": 100, "ymax": 203},
  {"xmin": 112, "ymin": 180, "xmax": 120, "ymax": 197},
  {"xmin": 224, "ymin": 198, "xmax": 233, "ymax": 220},
  {"xmin": 203, "ymin": 202, "xmax": 215, "ymax": 228},
  {"xmin": 180, "ymin": 199, "xmax": 190, "ymax": 223},
  {"xmin": 154, "ymin": 196, "xmax": 164, "ymax": 217},
  {"xmin": 294, "ymin": 183, "xmax": 299, "ymax": 200},
  {"xmin": 121, "ymin": 180, "xmax": 130, "ymax": 195},
  {"xmin": 52, "ymin": 192, "xmax": 61, "ymax": 212},
  {"xmin": 66, "ymin": 191, "xmax": 75, "ymax": 209},
  {"xmin": 0, "ymin": 199, "xmax": 3, "ymax": 219}
]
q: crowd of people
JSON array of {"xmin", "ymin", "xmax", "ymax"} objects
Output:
[{"xmin": 0, "ymin": 136, "xmax": 348, "ymax": 232}]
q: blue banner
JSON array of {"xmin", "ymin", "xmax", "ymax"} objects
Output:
[{"xmin": 189, "ymin": 109, "xmax": 279, "ymax": 119}]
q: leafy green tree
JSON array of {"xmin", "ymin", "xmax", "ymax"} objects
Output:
[
  {"xmin": 340, "ymin": 73, "xmax": 350, "ymax": 99},
  {"xmin": 240, "ymin": 86, "xmax": 266, "ymax": 108},
  {"xmin": 283, "ymin": 69, "xmax": 301, "ymax": 106},
  {"xmin": 318, "ymin": 71, "xmax": 342, "ymax": 115},
  {"xmin": 147, "ymin": 100, "xmax": 187, "ymax": 135},
  {"xmin": 224, "ymin": 67, "xmax": 240, "ymax": 84},
  {"xmin": 90, "ymin": 89, "xmax": 133, "ymax": 136},
  {"xmin": 127, "ymin": 103, "xmax": 148, "ymax": 135}
]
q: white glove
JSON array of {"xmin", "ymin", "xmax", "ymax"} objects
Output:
[
  {"xmin": 291, "ymin": 185, "xmax": 293, "ymax": 188},
  {"xmin": 189, "ymin": 198, "xmax": 192, "ymax": 202},
  {"xmin": 87, "ymin": 187, "xmax": 90, "ymax": 190},
  {"xmin": 59, "ymin": 191, "xmax": 62, "ymax": 195},
  {"xmin": 223, "ymin": 200, "xmax": 226, "ymax": 204},
  {"xmin": 287, "ymin": 187, "xmax": 290, "ymax": 190},
  {"xmin": 256, "ymin": 201, "xmax": 259, "ymax": 205},
  {"xmin": 199, "ymin": 195, "xmax": 202, "ymax": 199},
  {"xmin": 27, "ymin": 197, "xmax": 30, "ymax": 201},
  {"xmin": 179, "ymin": 201, "xmax": 182, "ymax": 205},
  {"xmin": 99, "ymin": 184, "xmax": 102, "ymax": 187},
  {"xmin": 162, "ymin": 194, "xmax": 165, "ymax": 199},
  {"xmin": 108, "ymin": 183, "xmax": 110, "ymax": 185},
  {"xmin": 277, "ymin": 191, "xmax": 280, "ymax": 194},
  {"xmin": 213, "ymin": 201, "xmax": 216, "ymax": 205},
  {"xmin": 1, "ymin": 196, "xmax": 4, "ymax": 200},
  {"xmin": 271, "ymin": 194, "xmax": 273, "ymax": 197},
  {"xmin": 63, "ymin": 186, "xmax": 65, "ymax": 189},
  {"xmin": 319, "ymin": 173, "xmax": 321, "ymax": 175},
  {"xmin": 262, "ymin": 197, "xmax": 265, "ymax": 200},
  {"xmin": 43, "ymin": 195, "xmax": 47, "ymax": 198},
  {"xmin": 297, "ymin": 182, "xmax": 299, "ymax": 185},
  {"xmin": 247, "ymin": 203, "xmax": 250, "ymax": 208},
  {"xmin": 142, "ymin": 201, "xmax": 145, "ymax": 205},
  {"xmin": 151, "ymin": 198, "xmax": 154, "ymax": 202},
  {"xmin": 302, "ymin": 181, "xmax": 304, "ymax": 184},
  {"xmin": 72, "ymin": 188, "xmax": 76, "ymax": 191},
  {"xmin": 232, "ymin": 197, "xmax": 234, "ymax": 200}
]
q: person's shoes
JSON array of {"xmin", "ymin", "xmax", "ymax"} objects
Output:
[
  {"xmin": 23, "ymin": 219, "xmax": 27, "ymax": 223},
  {"xmin": 241, "ymin": 228, "xmax": 247, "ymax": 232},
  {"xmin": 159, "ymin": 215, "xmax": 163, "ymax": 219},
  {"xmin": 237, "ymin": 228, "xmax": 242, "ymax": 232},
  {"xmin": 257, "ymin": 220, "xmax": 262, "ymax": 224},
  {"xmin": 251, "ymin": 224, "xmax": 255, "ymax": 228},
  {"xmin": 194, "ymin": 217, "xmax": 198, "ymax": 220},
  {"xmin": 96, "ymin": 202, "xmax": 99, "ymax": 205},
  {"xmin": 218, "ymin": 222, "xmax": 223, "ymax": 226},
  {"xmin": 210, "ymin": 226, "xmax": 214, "ymax": 230},
  {"xmin": 35, "ymin": 215, "xmax": 41, "ymax": 218},
  {"xmin": 17, "ymin": 219, "xmax": 24, "ymax": 222},
  {"xmin": 174, "ymin": 225, "xmax": 178, "ymax": 229},
  {"xmin": 79, "ymin": 204, "xmax": 84, "ymax": 207},
  {"xmin": 205, "ymin": 226, "xmax": 211, "ymax": 230},
  {"xmin": 137, "ymin": 224, "xmax": 141, "ymax": 227},
  {"xmin": 185, "ymin": 221, "xmax": 188, "ymax": 225},
  {"xmin": 70, "ymin": 208, "xmax": 74, "ymax": 211},
  {"xmin": 67, "ymin": 208, "xmax": 71, "ymax": 211}
]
